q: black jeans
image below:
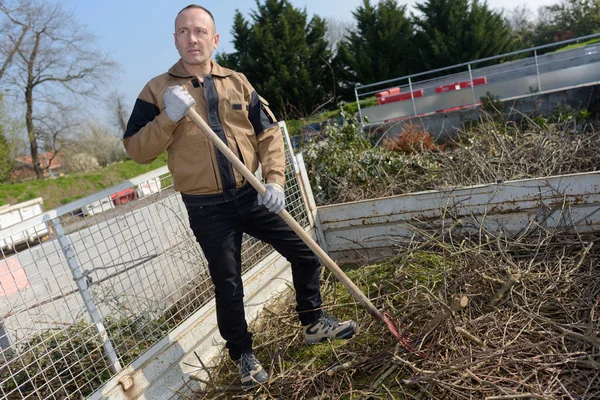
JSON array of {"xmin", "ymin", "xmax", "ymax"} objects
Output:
[{"xmin": 184, "ymin": 187, "xmax": 323, "ymax": 361}]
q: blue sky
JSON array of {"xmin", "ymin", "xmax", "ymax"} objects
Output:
[{"xmin": 61, "ymin": 0, "xmax": 555, "ymax": 122}]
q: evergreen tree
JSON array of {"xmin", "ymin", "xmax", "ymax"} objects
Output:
[
  {"xmin": 334, "ymin": 0, "xmax": 414, "ymax": 98},
  {"xmin": 216, "ymin": 0, "xmax": 332, "ymax": 117},
  {"xmin": 216, "ymin": 11, "xmax": 251, "ymax": 69},
  {"xmin": 413, "ymin": 0, "xmax": 515, "ymax": 71},
  {"xmin": 0, "ymin": 95, "xmax": 15, "ymax": 183}
]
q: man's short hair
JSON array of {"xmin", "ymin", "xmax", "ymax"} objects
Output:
[{"xmin": 176, "ymin": 4, "xmax": 216, "ymax": 30}]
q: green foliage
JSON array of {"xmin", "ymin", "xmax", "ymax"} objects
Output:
[
  {"xmin": 552, "ymin": 36, "xmax": 600, "ymax": 53},
  {"xmin": 301, "ymin": 112, "xmax": 437, "ymax": 204},
  {"xmin": 480, "ymin": 92, "xmax": 505, "ymax": 117},
  {"xmin": 216, "ymin": 0, "xmax": 333, "ymax": 117},
  {"xmin": 402, "ymin": 251, "xmax": 450, "ymax": 284},
  {"xmin": 0, "ymin": 95, "xmax": 17, "ymax": 183},
  {"xmin": 588, "ymin": 96, "xmax": 600, "ymax": 119},
  {"xmin": 0, "ymin": 132, "xmax": 14, "ymax": 183},
  {"xmin": 413, "ymin": 0, "xmax": 515, "ymax": 71},
  {"xmin": 334, "ymin": 0, "xmax": 414, "ymax": 99},
  {"xmin": 547, "ymin": 103, "xmax": 592, "ymax": 123},
  {"xmin": 285, "ymin": 119, "xmax": 302, "ymax": 137},
  {"xmin": 341, "ymin": 97, "xmax": 378, "ymax": 114},
  {"xmin": 540, "ymin": 0, "xmax": 600, "ymax": 45}
]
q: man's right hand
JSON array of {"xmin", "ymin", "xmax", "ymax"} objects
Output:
[{"xmin": 163, "ymin": 86, "xmax": 196, "ymax": 122}]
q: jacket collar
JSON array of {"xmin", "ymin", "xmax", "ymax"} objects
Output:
[{"xmin": 168, "ymin": 59, "xmax": 232, "ymax": 78}]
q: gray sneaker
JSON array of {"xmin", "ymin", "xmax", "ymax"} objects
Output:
[
  {"xmin": 302, "ymin": 313, "xmax": 357, "ymax": 345},
  {"xmin": 236, "ymin": 352, "xmax": 269, "ymax": 388}
]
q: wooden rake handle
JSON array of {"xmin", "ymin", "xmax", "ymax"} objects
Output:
[{"xmin": 187, "ymin": 108, "xmax": 385, "ymax": 322}]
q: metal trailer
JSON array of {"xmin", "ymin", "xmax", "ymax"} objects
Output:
[
  {"xmin": 0, "ymin": 198, "xmax": 49, "ymax": 253},
  {"xmin": 1, "ymin": 121, "xmax": 599, "ymax": 399}
]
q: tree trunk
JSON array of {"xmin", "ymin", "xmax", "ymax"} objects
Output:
[
  {"xmin": 117, "ymin": 97, "xmax": 127, "ymax": 133},
  {"xmin": 25, "ymin": 84, "xmax": 42, "ymax": 179},
  {"xmin": 26, "ymin": 31, "xmax": 43, "ymax": 179}
]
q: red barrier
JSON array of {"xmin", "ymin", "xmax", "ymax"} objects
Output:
[
  {"xmin": 376, "ymin": 87, "xmax": 401, "ymax": 105},
  {"xmin": 380, "ymin": 89, "xmax": 423, "ymax": 105},
  {"xmin": 435, "ymin": 102, "xmax": 482, "ymax": 114},
  {"xmin": 111, "ymin": 188, "xmax": 136, "ymax": 205},
  {"xmin": 436, "ymin": 106, "xmax": 462, "ymax": 113},
  {"xmin": 435, "ymin": 77, "xmax": 487, "ymax": 93}
]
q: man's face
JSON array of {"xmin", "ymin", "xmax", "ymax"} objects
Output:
[{"xmin": 174, "ymin": 8, "xmax": 219, "ymax": 70}]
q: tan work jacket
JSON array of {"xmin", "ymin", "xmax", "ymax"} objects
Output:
[{"xmin": 123, "ymin": 60, "xmax": 285, "ymax": 199}]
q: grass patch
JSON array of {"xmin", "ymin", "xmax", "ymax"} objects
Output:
[
  {"xmin": 0, "ymin": 153, "xmax": 168, "ymax": 210},
  {"xmin": 552, "ymin": 36, "xmax": 600, "ymax": 53}
]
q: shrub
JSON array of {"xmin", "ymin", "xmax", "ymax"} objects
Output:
[
  {"xmin": 480, "ymin": 92, "xmax": 504, "ymax": 116},
  {"xmin": 341, "ymin": 97, "xmax": 378, "ymax": 115},
  {"xmin": 301, "ymin": 112, "xmax": 439, "ymax": 205}
]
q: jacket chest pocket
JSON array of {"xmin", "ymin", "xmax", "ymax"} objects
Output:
[{"xmin": 221, "ymin": 97, "xmax": 250, "ymax": 130}]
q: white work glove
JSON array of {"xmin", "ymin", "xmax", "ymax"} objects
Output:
[
  {"xmin": 163, "ymin": 86, "xmax": 195, "ymax": 122},
  {"xmin": 257, "ymin": 183, "xmax": 285, "ymax": 214}
]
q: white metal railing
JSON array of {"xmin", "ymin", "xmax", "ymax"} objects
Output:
[
  {"xmin": 356, "ymin": 33, "xmax": 600, "ymax": 125},
  {"xmin": 0, "ymin": 122, "xmax": 310, "ymax": 399}
]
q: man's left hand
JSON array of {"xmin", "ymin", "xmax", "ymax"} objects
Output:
[{"xmin": 257, "ymin": 183, "xmax": 285, "ymax": 214}]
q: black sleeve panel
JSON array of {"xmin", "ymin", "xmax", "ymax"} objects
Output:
[
  {"xmin": 248, "ymin": 91, "xmax": 278, "ymax": 136},
  {"xmin": 124, "ymin": 98, "xmax": 161, "ymax": 139}
]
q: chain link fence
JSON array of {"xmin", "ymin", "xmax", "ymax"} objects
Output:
[{"xmin": 0, "ymin": 123, "xmax": 309, "ymax": 399}]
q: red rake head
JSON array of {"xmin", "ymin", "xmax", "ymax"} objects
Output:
[{"xmin": 382, "ymin": 312, "xmax": 425, "ymax": 356}]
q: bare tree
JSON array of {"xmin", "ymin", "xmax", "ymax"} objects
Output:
[
  {"xmin": 503, "ymin": 5, "xmax": 536, "ymax": 48},
  {"xmin": 504, "ymin": 5, "xmax": 534, "ymax": 30},
  {"xmin": 325, "ymin": 17, "xmax": 355, "ymax": 56},
  {"xmin": 0, "ymin": 0, "xmax": 115, "ymax": 179},
  {"xmin": 80, "ymin": 123, "xmax": 124, "ymax": 167}
]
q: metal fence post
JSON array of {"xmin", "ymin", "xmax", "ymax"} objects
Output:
[
  {"xmin": 534, "ymin": 49, "xmax": 542, "ymax": 92},
  {"xmin": 408, "ymin": 77, "xmax": 418, "ymax": 116},
  {"xmin": 51, "ymin": 218, "xmax": 122, "ymax": 374},
  {"xmin": 354, "ymin": 87, "xmax": 363, "ymax": 123},
  {"xmin": 0, "ymin": 319, "xmax": 13, "ymax": 356},
  {"xmin": 467, "ymin": 63, "xmax": 477, "ymax": 105}
]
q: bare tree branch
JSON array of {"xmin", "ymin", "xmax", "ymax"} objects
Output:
[{"xmin": 0, "ymin": 24, "xmax": 28, "ymax": 80}]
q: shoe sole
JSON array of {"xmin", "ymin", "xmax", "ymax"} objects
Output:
[
  {"xmin": 304, "ymin": 322, "xmax": 357, "ymax": 345},
  {"xmin": 241, "ymin": 377, "xmax": 269, "ymax": 389}
]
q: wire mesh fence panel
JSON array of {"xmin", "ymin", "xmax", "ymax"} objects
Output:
[{"xmin": 0, "ymin": 124, "xmax": 309, "ymax": 399}]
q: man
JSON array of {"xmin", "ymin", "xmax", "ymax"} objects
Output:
[{"xmin": 123, "ymin": 4, "xmax": 356, "ymax": 388}]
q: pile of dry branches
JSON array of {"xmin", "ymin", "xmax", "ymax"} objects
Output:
[
  {"xmin": 189, "ymin": 220, "xmax": 599, "ymax": 399},
  {"xmin": 434, "ymin": 115, "xmax": 600, "ymax": 188}
]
